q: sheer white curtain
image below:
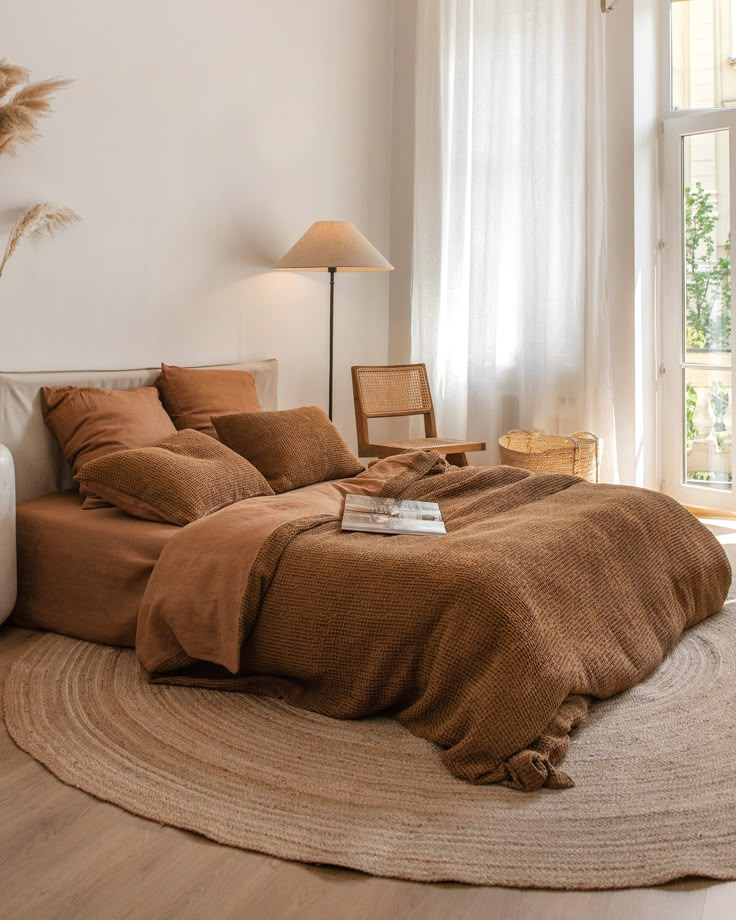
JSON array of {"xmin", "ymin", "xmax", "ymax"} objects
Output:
[{"xmin": 412, "ymin": 0, "xmax": 618, "ymax": 480}]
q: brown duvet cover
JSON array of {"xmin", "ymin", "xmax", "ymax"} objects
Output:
[{"xmin": 137, "ymin": 451, "xmax": 730, "ymax": 791}]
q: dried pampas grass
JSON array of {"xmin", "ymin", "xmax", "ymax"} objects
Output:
[
  {"xmin": 0, "ymin": 106, "xmax": 36, "ymax": 156},
  {"xmin": 9, "ymin": 78, "xmax": 71, "ymax": 117},
  {"xmin": 0, "ymin": 203, "xmax": 80, "ymax": 278},
  {"xmin": 0, "ymin": 60, "xmax": 70, "ymax": 157},
  {"xmin": 0, "ymin": 63, "xmax": 77, "ymax": 278},
  {"xmin": 0, "ymin": 60, "xmax": 29, "ymax": 101}
]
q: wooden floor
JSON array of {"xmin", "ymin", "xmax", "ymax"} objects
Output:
[{"xmin": 2, "ymin": 521, "xmax": 736, "ymax": 919}]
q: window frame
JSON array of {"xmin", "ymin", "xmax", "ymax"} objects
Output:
[{"xmin": 660, "ymin": 3, "xmax": 736, "ymax": 508}]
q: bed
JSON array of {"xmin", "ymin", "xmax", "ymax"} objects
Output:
[
  {"xmin": 1, "ymin": 359, "xmax": 730, "ymax": 792},
  {"xmin": 0, "ymin": 360, "xmax": 278, "ymax": 638}
]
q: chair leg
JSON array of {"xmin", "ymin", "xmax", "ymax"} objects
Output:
[{"xmin": 447, "ymin": 453, "xmax": 468, "ymax": 468}]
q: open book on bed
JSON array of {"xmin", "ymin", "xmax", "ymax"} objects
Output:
[{"xmin": 341, "ymin": 494, "xmax": 446, "ymax": 535}]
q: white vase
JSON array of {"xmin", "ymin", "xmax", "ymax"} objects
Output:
[{"xmin": 0, "ymin": 443, "xmax": 16, "ymax": 624}]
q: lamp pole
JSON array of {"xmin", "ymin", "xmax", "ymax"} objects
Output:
[{"xmin": 328, "ymin": 267, "xmax": 335, "ymax": 420}]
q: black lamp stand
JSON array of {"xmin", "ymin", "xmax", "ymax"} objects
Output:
[{"xmin": 328, "ymin": 266, "xmax": 336, "ymax": 420}]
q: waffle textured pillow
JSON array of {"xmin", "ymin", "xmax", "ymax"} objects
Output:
[
  {"xmin": 212, "ymin": 406, "xmax": 364, "ymax": 493},
  {"xmin": 75, "ymin": 429, "xmax": 274, "ymax": 525}
]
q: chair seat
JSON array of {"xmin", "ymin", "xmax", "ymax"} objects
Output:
[{"xmin": 368, "ymin": 437, "xmax": 486, "ymax": 456}]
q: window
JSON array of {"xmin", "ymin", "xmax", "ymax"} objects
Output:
[
  {"xmin": 670, "ymin": 0, "xmax": 736, "ymax": 109},
  {"xmin": 662, "ymin": 1, "xmax": 736, "ymax": 510}
]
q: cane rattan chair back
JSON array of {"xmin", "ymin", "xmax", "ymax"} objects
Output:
[
  {"xmin": 354, "ymin": 364, "xmax": 434, "ymax": 417},
  {"xmin": 351, "ymin": 364, "xmax": 485, "ymax": 464}
]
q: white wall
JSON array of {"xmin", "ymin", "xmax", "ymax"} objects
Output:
[
  {"xmin": 0, "ymin": 0, "xmax": 394, "ymax": 445},
  {"xmin": 605, "ymin": 4, "xmax": 637, "ymax": 485},
  {"xmin": 632, "ymin": 0, "xmax": 662, "ymax": 492},
  {"xmin": 605, "ymin": 0, "xmax": 661, "ymax": 488}
]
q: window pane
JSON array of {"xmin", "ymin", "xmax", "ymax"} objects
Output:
[
  {"xmin": 682, "ymin": 131, "xmax": 731, "ymax": 362},
  {"xmin": 685, "ymin": 366, "xmax": 732, "ymax": 489},
  {"xmin": 671, "ymin": 0, "xmax": 736, "ymax": 111}
]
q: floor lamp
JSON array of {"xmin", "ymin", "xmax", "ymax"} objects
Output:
[{"xmin": 276, "ymin": 221, "xmax": 393, "ymax": 420}]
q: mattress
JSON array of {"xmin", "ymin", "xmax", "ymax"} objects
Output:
[{"xmin": 11, "ymin": 491, "xmax": 179, "ymax": 647}]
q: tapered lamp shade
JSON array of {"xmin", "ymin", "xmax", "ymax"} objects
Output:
[{"xmin": 275, "ymin": 221, "xmax": 393, "ymax": 272}]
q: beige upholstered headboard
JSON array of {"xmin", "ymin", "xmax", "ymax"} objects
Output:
[{"xmin": 0, "ymin": 359, "xmax": 278, "ymax": 504}]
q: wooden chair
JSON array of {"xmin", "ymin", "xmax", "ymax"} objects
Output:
[{"xmin": 351, "ymin": 364, "xmax": 486, "ymax": 467}]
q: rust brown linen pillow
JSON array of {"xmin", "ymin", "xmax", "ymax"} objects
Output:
[
  {"xmin": 75, "ymin": 429, "xmax": 274, "ymax": 526},
  {"xmin": 41, "ymin": 385, "xmax": 177, "ymax": 499},
  {"xmin": 212, "ymin": 406, "xmax": 364, "ymax": 493},
  {"xmin": 156, "ymin": 364, "xmax": 262, "ymax": 438}
]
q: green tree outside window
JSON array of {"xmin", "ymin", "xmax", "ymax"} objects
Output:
[{"xmin": 684, "ymin": 182, "xmax": 731, "ymax": 350}]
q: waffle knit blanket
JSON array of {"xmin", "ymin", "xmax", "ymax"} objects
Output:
[{"xmin": 137, "ymin": 452, "xmax": 730, "ymax": 791}]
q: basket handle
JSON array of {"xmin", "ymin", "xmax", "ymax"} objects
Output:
[
  {"xmin": 564, "ymin": 435, "xmax": 582, "ymax": 474},
  {"xmin": 570, "ymin": 431, "xmax": 599, "ymax": 444},
  {"xmin": 505, "ymin": 429, "xmax": 540, "ymax": 451},
  {"xmin": 568, "ymin": 431, "xmax": 601, "ymax": 482}
]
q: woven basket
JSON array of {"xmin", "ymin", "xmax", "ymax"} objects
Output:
[{"xmin": 498, "ymin": 430, "xmax": 601, "ymax": 483}]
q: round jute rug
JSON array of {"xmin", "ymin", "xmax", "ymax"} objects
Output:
[{"xmin": 4, "ymin": 606, "xmax": 736, "ymax": 890}]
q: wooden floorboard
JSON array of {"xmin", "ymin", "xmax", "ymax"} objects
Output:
[{"xmin": 1, "ymin": 613, "xmax": 733, "ymax": 920}]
